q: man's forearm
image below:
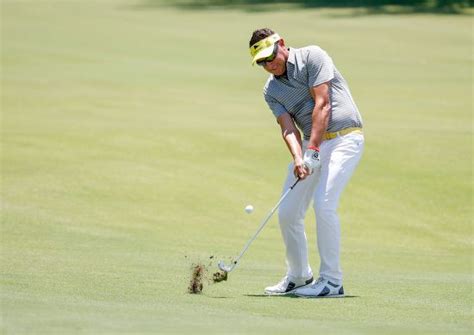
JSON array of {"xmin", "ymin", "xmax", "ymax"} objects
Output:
[
  {"xmin": 282, "ymin": 128, "xmax": 303, "ymax": 160},
  {"xmin": 277, "ymin": 112, "xmax": 309, "ymax": 179},
  {"xmin": 308, "ymin": 104, "xmax": 330, "ymax": 149},
  {"xmin": 277, "ymin": 113, "xmax": 303, "ymax": 160},
  {"xmin": 308, "ymin": 82, "xmax": 331, "ymax": 149}
]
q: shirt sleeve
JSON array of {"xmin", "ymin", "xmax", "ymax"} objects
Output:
[
  {"xmin": 264, "ymin": 93, "xmax": 288, "ymax": 119},
  {"xmin": 306, "ymin": 46, "xmax": 335, "ymax": 87}
]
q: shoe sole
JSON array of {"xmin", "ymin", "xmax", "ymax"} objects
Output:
[
  {"xmin": 294, "ymin": 293, "xmax": 345, "ymax": 299},
  {"xmin": 264, "ymin": 282, "xmax": 314, "ymax": 296},
  {"xmin": 263, "ymin": 291, "xmax": 294, "ymax": 296}
]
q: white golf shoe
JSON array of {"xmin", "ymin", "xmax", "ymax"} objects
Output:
[
  {"xmin": 264, "ymin": 275, "xmax": 314, "ymax": 295},
  {"xmin": 294, "ymin": 277, "xmax": 344, "ymax": 298}
]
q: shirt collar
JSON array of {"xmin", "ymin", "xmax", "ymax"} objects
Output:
[{"xmin": 287, "ymin": 47, "xmax": 296, "ymax": 65}]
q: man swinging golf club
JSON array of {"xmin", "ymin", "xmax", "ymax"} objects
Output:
[{"xmin": 249, "ymin": 28, "xmax": 364, "ymax": 298}]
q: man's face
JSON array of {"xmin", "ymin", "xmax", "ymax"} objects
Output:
[{"xmin": 261, "ymin": 43, "xmax": 287, "ymax": 76}]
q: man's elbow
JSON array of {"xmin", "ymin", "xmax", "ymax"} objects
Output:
[{"xmin": 282, "ymin": 128, "xmax": 293, "ymax": 138}]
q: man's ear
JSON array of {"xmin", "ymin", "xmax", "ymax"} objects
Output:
[{"xmin": 278, "ymin": 39, "xmax": 286, "ymax": 47}]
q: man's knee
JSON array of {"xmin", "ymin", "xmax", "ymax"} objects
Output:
[
  {"xmin": 278, "ymin": 202, "xmax": 297, "ymax": 226},
  {"xmin": 313, "ymin": 198, "xmax": 338, "ymax": 219}
]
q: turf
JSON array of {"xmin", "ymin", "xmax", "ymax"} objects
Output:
[{"xmin": 1, "ymin": 0, "xmax": 472, "ymax": 334}]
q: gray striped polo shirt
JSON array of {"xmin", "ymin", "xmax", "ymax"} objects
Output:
[{"xmin": 263, "ymin": 46, "xmax": 363, "ymax": 140}]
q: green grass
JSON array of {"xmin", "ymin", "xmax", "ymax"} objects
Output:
[{"xmin": 1, "ymin": 0, "xmax": 472, "ymax": 334}]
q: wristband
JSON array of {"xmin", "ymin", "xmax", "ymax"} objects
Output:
[{"xmin": 307, "ymin": 145, "xmax": 319, "ymax": 151}]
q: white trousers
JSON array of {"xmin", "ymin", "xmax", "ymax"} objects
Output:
[{"xmin": 278, "ymin": 131, "xmax": 364, "ymax": 284}]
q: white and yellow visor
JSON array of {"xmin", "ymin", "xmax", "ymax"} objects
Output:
[{"xmin": 249, "ymin": 33, "xmax": 281, "ymax": 65}]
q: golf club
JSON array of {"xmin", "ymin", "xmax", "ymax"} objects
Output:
[{"xmin": 218, "ymin": 177, "xmax": 301, "ymax": 273}]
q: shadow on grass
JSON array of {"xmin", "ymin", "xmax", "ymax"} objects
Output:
[
  {"xmin": 205, "ymin": 295, "xmax": 234, "ymax": 298},
  {"xmin": 135, "ymin": 0, "xmax": 471, "ymax": 15}
]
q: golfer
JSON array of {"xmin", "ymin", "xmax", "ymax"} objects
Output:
[{"xmin": 249, "ymin": 28, "xmax": 364, "ymax": 297}]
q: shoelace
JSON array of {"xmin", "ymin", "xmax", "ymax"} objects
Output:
[
  {"xmin": 313, "ymin": 277, "xmax": 326, "ymax": 287},
  {"xmin": 278, "ymin": 275, "xmax": 314, "ymax": 288}
]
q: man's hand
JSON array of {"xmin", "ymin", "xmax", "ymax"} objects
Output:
[
  {"xmin": 303, "ymin": 146, "xmax": 321, "ymax": 174},
  {"xmin": 293, "ymin": 156, "xmax": 310, "ymax": 179}
]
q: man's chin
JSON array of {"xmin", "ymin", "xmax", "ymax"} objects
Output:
[
  {"xmin": 274, "ymin": 69, "xmax": 287, "ymax": 78},
  {"xmin": 272, "ymin": 69, "xmax": 285, "ymax": 76}
]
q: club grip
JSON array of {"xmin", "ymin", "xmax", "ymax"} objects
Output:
[{"xmin": 290, "ymin": 177, "xmax": 301, "ymax": 189}]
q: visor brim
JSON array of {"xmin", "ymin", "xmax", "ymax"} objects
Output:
[{"xmin": 251, "ymin": 45, "xmax": 275, "ymax": 65}]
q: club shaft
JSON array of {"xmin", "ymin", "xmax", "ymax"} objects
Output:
[{"xmin": 230, "ymin": 178, "xmax": 300, "ymax": 270}]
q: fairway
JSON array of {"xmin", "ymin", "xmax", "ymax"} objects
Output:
[{"xmin": 1, "ymin": 0, "xmax": 472, "ymax": 334}]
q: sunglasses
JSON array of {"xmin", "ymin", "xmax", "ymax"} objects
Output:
[{"xmin": 256, "ymin": 42, "xmax": 279, "ymax": 67}]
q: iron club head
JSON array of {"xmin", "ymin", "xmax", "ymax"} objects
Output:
[{"xmin": 218, "ymin": 260, "xmax": 233, "ymax": 273}]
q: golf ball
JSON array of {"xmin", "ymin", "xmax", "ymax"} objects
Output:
[{"xmin": 244, "ymin": 205, "xmax": 254, "ymax": 214}]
